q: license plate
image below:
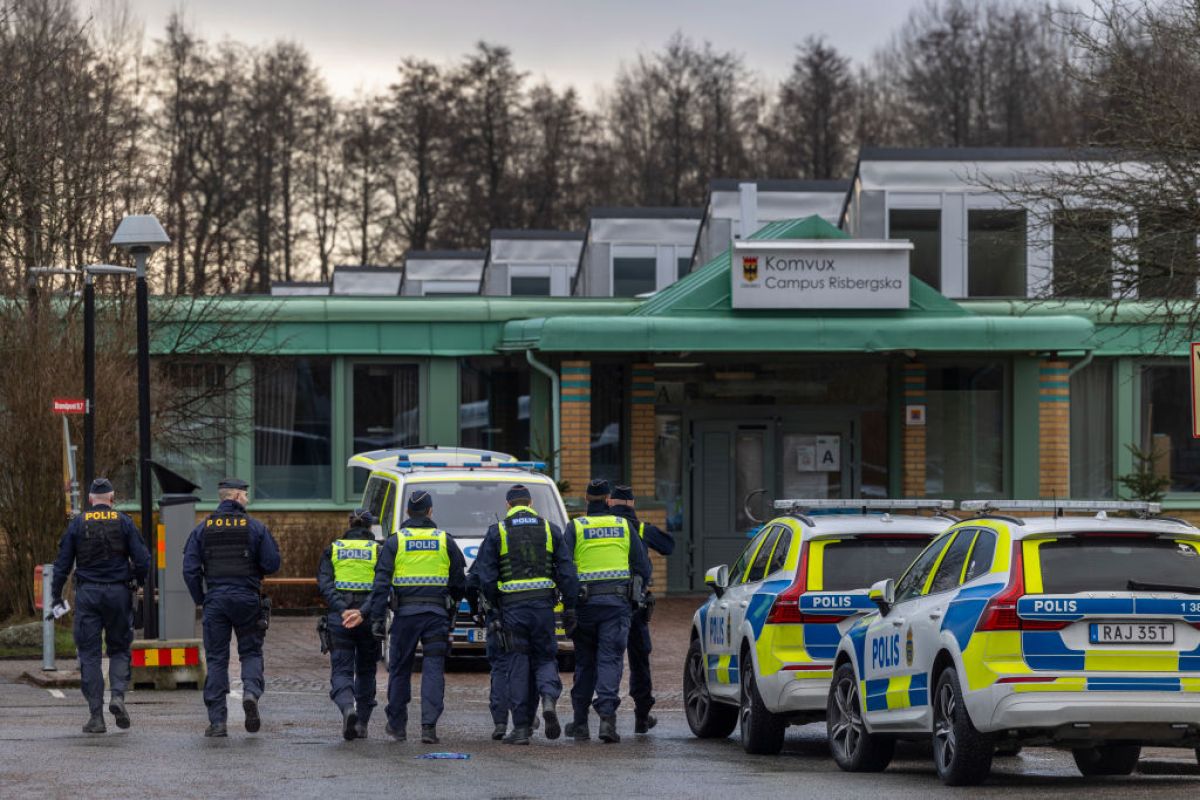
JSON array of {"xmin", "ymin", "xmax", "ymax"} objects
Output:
[
  {"xmin": 467, "ymin": 628, "xmax": 486, "ymax": 643},
  {"xmin": 1089, "ymin": 622, "xmax": 1175, "ymax": 644}
]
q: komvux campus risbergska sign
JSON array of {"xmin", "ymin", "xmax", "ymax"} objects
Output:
[{"xmin": 731, "ymin": 239, "xmax": 914, "ymax": 310}]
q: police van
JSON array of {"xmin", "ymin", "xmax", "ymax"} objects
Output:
[
  {"xmin": 829, "ymin": 500, "xmax": 1200, "ymax": 785},
  {"xmin": 349, "ymin": 447, "xmax": 573, "ymax": 663},
  {"xmin": 684, "ymin": 499, "xmax": 954, "ymax": 754}
]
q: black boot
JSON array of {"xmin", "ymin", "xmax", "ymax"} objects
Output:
[
  {"xmin": 385, "ymin": 723, "xmax": 406, "ymax": 741},
  {"xmin": 342, "ymin": 707, "xmax": 359, "ymax": 741},
  {"xmin": 421, "ymin": 724, "xmax": 439, "ymax": 744},
  {"xmin": 109, "ymin": 696, "xmax": 130, "ymax": 730},
  {"xmin": 503, "ymin": 725, "xmax": 532, "ymax": 745},
  {"xmin": 82, "ymin": 712, "xmax": 106, "ymax": 734},
  {"xmin": 204, "ymin": 722, "xmax": 228, "ymax": 738},
  {"xmin": 355, "ymin": 720, "xmax": 370, "ymax": 739},
  {"xmin": 564, "ymin": 720, "xmax": 590, "ymax": 741},
  {"xmin": 599, "ymin": 715, "xmax": 620, "ymax": 744},
  {"xmin": 634, "ymin": 713, "xmax": 657, "ymax": 734},
  {"xmin": 491, "ymin": 723, "xmax": 507, "ymax": 741},
  {"xmin": 242, "ymin": 696, "xmax": 261, "ymax": 733},
  {"xmin": 541, "ymin": 695, "xmax": 561, "ymax": 740}
]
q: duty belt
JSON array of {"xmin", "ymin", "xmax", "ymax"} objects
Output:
[
  {"xmin": 396, "ymin": 595, "xmax": 448, "ymax": 606},
  {"xmin": 582, "ymin": 582, "xmax": 629, "ymax": 598},
  {"xmin": 498, "ymin": 588, "xmax": 555, "ymax": 604}
]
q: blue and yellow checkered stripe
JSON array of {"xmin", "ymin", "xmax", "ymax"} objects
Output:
[
  {"xmin": 707, "ymin": 654, "xmax": 740, "ymax": 685},
  {"xmin": 862, "ymin": 673, "xmax": 929, "ymax": 712}
]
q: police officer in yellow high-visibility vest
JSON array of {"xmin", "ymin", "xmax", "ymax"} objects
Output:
[
  {"xmin": 368, "ymin": 490, "xmax": 466, "ymax": 744},
  {"xmin": 564, "ymin": 479, "xmax": 652, "ymax": 743},
  {"xmin": 316, "ymin": 508, "xmax": 383, "ymax": 740}
]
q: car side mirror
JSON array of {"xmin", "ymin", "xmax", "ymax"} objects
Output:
[
  {"xmin": 705, "ymin": 565, "xmax": 730, "ymax": 598},
  {"xmin": 868, "ymin": 578, "xmax": 895, "ymax": 615}
]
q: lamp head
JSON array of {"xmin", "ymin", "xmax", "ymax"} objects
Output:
[{"xmin": 110, "ymin": 215, "xmax": 169, "ymax": 254}]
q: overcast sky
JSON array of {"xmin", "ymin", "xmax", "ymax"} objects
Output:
[{"xmin": 115, "ymin": 0, "xmax": 936, "ymax": 100}]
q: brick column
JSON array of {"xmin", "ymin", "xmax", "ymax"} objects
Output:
[
  {"xmin": 1039, "ymin": 359, "xmax": 1070, "ymax": 498},
  {"xmin": 559, "ymin": 360, "xmax": 591, "ymax": 496},
  {"xmin": 628, "ymin": 363, "xmax": 666, "ymax": 587},
  {"xmin": 902, "ymin": 362, "xmax": 927, "ymax": 498}
]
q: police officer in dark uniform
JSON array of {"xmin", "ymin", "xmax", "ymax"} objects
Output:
[
  {"xmin": 474, "ymin": 484, "xmax": 578, "ymax": 745},
  {"xmin": 51, "ymin": 477, "xmax": 151, "ymax": 733},
  {"xmin": 316, "ymin": 508, "xmax": 383, "ymax": 740},
  {"xmin": 563, "ymin": 479, "xmax": 651, "ymax": 743},
  {"xmin": 609, "ymin": 484, "xmax": 674, "ymax": 733},
  {"xmin": 466, "ymin": 561, "xmax": 539, "ymax": 740},
  {"xmin": 182, "ymin": 477, "xmax": 281, "ymax": 738},
  {"xmin": 368, "ymin": 490, "xmax": 466, "ymax": 744}
]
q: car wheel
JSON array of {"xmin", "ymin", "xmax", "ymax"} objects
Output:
[
  {"xmin": 1073, "ymin": 744, "xmax": 1140, "ymax": 776},
  {"xmin": 932, "ymin": 667, "xmax": 995, "ymax": 786},
  {"xmin": 739, "ymin": 652, "xmax": 787, "ymax": 755},
  {"xmin": 684, "ymin": 638, "xmax": 737, "ymax": 738},
  {"xmin": 827, "ymin": 663, "xmax": 895, "ymax": 772}
]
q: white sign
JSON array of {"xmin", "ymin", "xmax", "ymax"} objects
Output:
[
  {"xmin": 732, "ymin": 240, "xmax": 912, "ymax": 310},
  {"xmin": 905, "ymin": 404, "xmax": 927, "ymax": 427},
  {"xmin": 815, "ymin": 436, "xmax": 840, "ymax": 472}
]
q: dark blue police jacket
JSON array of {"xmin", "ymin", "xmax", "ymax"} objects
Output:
[
  {"xmin": 368, "ymin": 516, "xmax": 467, "ymax": 618},
  {"xmin": 51, "ymin": 503, "xmax": 151, "ymax": 601},
  {"xmin": 563, "ymin": 500, "xmax": 653, "ymax": 608},
  {"xmin": 474, "ymin": 508, "xmax": 579, "ymax": 610},
  {"xmin": 182, "ymin": 499, "xmax": 281, "ymax": 604}
]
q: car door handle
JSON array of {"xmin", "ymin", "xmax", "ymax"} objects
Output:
[
  {"xmin": 739, "ymin": 600, "xmax": 749, "ymax": 608},
  {"xmin": 718, "ymin": 603, "xmax": 729, "ymax": 610},
  {"xmin": 890, "ymin": 618, "xmax": 905, "ymax": 628},
  {"xmin": 928, "ymin": 610, "xmax": 943, "ymax": 621}
]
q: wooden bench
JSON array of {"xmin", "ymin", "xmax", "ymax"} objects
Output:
[{"xmin": 262, "ymin": 577, "xmax": 318, "ymax": 587}]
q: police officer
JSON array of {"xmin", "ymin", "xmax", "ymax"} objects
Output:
[
  {"xmin": 316, "ymin": 508, "xmax": 383, "ymax": 740},
  {"xmin": 50, "ymin": 477, "xmax": 151, "ymax": 734},
  {"xmin": 609, "ymin": 484, "xmax": 674, "ymax": 733},
  {"xmin": 563, "ymin": 479, "xmax": 651, "ymax": 744},
  {"xmin": 368, "ymin": 490, "xmax": 466, "ymax": 744},
  {"xmin": 474, "ymin": 484, "xmax": 578, "ymax": 745},
  {"xmin": 182, "ymin": 477, "xmax": 281, "ymax": 738}
]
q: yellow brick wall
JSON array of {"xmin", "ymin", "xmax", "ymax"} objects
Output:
[
  {"xmin": 902, "ymin": 362, "xmax": 927, "ymax": 497},
  {"xmin": 560, "ymin": 360, "xmax": 591, "ymax": 496},
  {"xmin": 1039, "ymin": 359, "xmax": 1070, "ymax": 498}
]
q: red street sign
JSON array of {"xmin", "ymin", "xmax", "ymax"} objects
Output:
[
  {"xmin": 33, "ymin": 565, "xmax": 44, "ymax": 610},
  {"xmin": 52, "ymin": 398, "xmax": 86, "ymax": 414}
]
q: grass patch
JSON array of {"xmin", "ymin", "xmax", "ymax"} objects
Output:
[{"xmin": 0, "ymin": 621, "xmax": 76, "ymax": 659}]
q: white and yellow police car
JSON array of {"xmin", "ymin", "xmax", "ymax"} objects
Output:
[
  {"xmin": 683, "ymin": 499, "xmax": 954, "ymax": 754},
  {"xmin": 349, "ymin": 447, "xmax": 572, "ymax": 662},
  {"xmin": 829, "ymin": 500, "xmax": 1200, "ymax": 785}
]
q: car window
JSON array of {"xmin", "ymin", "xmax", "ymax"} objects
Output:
[
  {"xmin": 894, "ymin": 535, "xmax": 951, "ymax": 604},
  {"xmin": 1036, "ymin": 536, "xmax": 1200, "ymax": 594},
  {"xmin": 767, "ymin": 527, "xmax": 793, "ymax": 576},
  {"xmin": 818, "ymin": 537, "xmax": 934, "ymax": 591},
  {"xmin": 730, "ymin": 529, "xmax": 769, "ymax": 585},
  {"xmin": 961, "ymin": 529, "xmax": 996, "ymax": 583},
  {"xmin": 928, "ymin": 531, "xmax": 976, "ymax": 594},
  {"xmin": 402, "ymin": 480, "xmax": 566, "ymax": 538},
  {"xmin": 746, "ymin": 526, "xmax": 783, "ymax": 584},
  {"xmin": 362, "ymin": 476, "xmax": 395, "ymax": 532}
]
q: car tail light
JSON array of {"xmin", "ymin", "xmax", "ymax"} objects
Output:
[
  {"xmin": 976, "ymin": 545, "xmax": 1068, "ymax": 632},
  {"xmin": 765, "ymin": 541, "xmax": 850, "ymax": 625}
]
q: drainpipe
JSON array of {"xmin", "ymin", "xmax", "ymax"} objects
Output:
[
  {"xmin": 1068, "ymin": 350, "xmax": 1095, "ymax": 377},
  {"xmin": 526, "ymin": 349, "xmax": 560, "ymax": 481}
]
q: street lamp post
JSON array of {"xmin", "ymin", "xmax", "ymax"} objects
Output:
[
  {"xmin": 80, "ymin": 266, "xmax": 137, "ymax": 491},
  {"xmin": 111, "ymin": 216, "xmax": 170, "ymax": 640}
]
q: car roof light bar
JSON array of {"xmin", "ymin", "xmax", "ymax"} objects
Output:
[
  {"xmin": 959, "ymin": 499, "xmax": 1163, "ymax": 516},
  {"xmin": 773, "ymin": 499, "xmax": 955, "ymax": 512},
  {"xmin": 395, "ymin": 460, "xmax": 546, "ymax": 471}
]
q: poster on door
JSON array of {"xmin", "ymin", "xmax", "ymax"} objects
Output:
[{"xmin": 794, "ymin": 435, "xmax": 840, "ymax": 472}]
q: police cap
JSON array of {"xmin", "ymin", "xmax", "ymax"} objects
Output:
[
  {"xmin": 506, "ymin": 484, "xmax": 532, "ymax": 503},
  {"xmin": 407, "ymin": 490, "xmax": 433, "ymax": 513},
  {"xmin": 586, "ymin": 478, "xmax": 611, "ymax": 498},
  {"xmin": 349, "ymin": 507, "xmax": 376, "ymax": 528},
  {"xmin": 89, "ymin": 477, "xmax": 114, "ymax": 494},
  {"xmin": 610, "ymin": 485, "xmax": 635, "ymax": 502},
  {"xmin": 218, "ymin": 477, "xmax": 250, "ymax": 491}
]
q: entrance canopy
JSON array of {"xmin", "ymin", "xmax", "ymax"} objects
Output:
[{"xmin": 499, "ymin": 216, "xmax": 1094, "ymax": 354}]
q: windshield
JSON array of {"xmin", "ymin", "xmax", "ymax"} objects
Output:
[
  {"xmin": 818, "ymin": 537, "xmax": 933, "ymax": 591},
  {"xmin": 1036, "ymin": 536, "xmax": 1200, "ymax": 594},
  {"xmin": 403, "ymin": 480, "xmax": 566, "ymax": 541}
]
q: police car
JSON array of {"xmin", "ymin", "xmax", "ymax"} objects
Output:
[
  {"xmin": 349, "ymin": 446, "xmax": 573, "ymax": 661},
  {"xmin": 828, "ymin": 500, "xmax": 1200, "ymax": 785},
  {"xmin": 683, "ymin": 499, "xmax": 954, "ymax": 754}
]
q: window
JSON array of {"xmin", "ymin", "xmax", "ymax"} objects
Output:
[
  {"xmin": 746, "ymin": 526, "xmax": 782, "ymax": 584},
  {"xmin": 1138, "ymin": 208, "xmax": 1197, "ymax": 298},
  {"xmin": 818, "ymin": 537, "xmax": 933, "ymax": 591},
  {"xmin": 928, "ymin": 531, "xmax": 976, "ymax": 594},
  {"xmin": 510, "ymin": 275, "xmax": 551, "ymax": 296},
  {"xmin": 156, "ymin": 362, "xmax": 230, "ymax": 502},
  {"xmin": 968, "ymin": 209, "xmax": 1027, "ymax": 297},
  {"xmin": 459, "ymin": 357, "xmax": 530, "ymax": 458},
  {"xmin": 403, "ymin": 479, "xmax": 566, "ymax": 539},
  {"xmin": 962, "ymin": 530, "xmax": 996, "ymax": 583},
  {"xmin": 361, "ymin": 475, "xmax": 397, "ymax": 533},
  {"xmin": 655, "ymin": 413, "xmax": 683, "ymax": 535},
  {"xmin": 254, "ymin": 358, "xmax": 332, "ymax": 499},
  {"xmin": 925, "ymin": 363, "xmax": 1006, "ymax": 498},
  {"xmin": 890, "ymin": 209, "xmax": 941, "ymax": 290},
  {"xmin": 730, "ymin": 530, "xmax": 769, "ymax": 585},
  {"xmin": 678, "ymin": 255, "xmax": 692, "ymax": 281},
  {"xmin": 768, "ymin": 528, "xmax": 792, "ymax": 575},
  {"xmin": 894, "ymin": 536, "xmax": 951, "ymax": 603},
  {"xmin": 590, "ymin": 363, "xmax": 625, "ymax": 483},
  {"xmin": 351, "ymin": 363, "xmax": 420, "ymax": 493},
  {"xmin": 612, "ymin": 246, "xmax": 657, "ymax": 297},
  {"xmin": 1036, "ymin": 537, "xmax": 1200, "ymax": 594},
  {"xmin": 1142, "ymin": 364, "xmax": 1200, "ymax": 492},
  {"xmin": 1053, "ymin": 210, "xmax": 1112, "ymax": 297},
  {"xmin": 1071, "ymin": 359, "xmax": 1114, "ymax": 498}
]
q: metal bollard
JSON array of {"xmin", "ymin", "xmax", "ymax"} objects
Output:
[{"xmin": 42, "ymin": 564, "xmax": 56, "ymax": 672}]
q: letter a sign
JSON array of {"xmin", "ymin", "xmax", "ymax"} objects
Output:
[{"xmin": 1193, "ymin": 343, "xmax": 1200, "ymax": 438}]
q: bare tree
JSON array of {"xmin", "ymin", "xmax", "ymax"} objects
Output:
[
  {"xmin": 768, "ymin": 37, "xmax": 856, "ymax": 179},
  {"xmin": 341, "ymin": 97, "xmax": 392, "ymax": 265},
  {"xmin": 386, "ymin": 59, "xmax": 450, "ymax": 251}
]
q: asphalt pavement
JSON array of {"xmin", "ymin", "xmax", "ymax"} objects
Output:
[{"xmin": 3, "ymin": 597, "xmax": 1200, "ymax": 799}]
